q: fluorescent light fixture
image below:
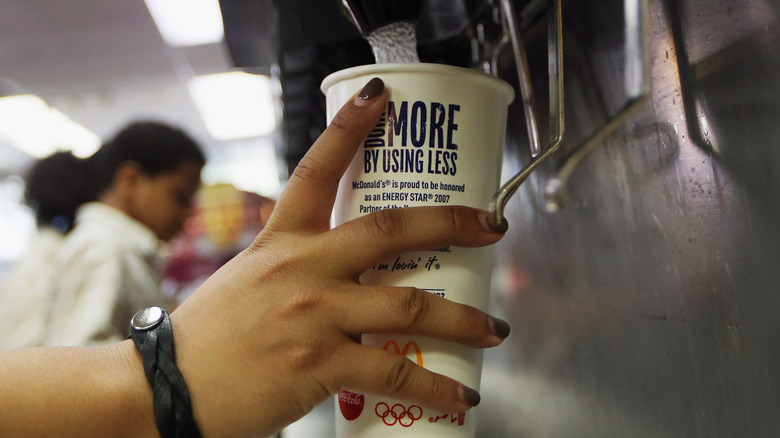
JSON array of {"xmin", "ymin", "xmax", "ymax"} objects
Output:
[
  {"xmin": 0, "ymin": 95, "xmax": 100, "ymax": 159},
  {"xmin": 144, "ymin": 0, "xmax": 224, "ymax": 47},
  {"xmin": 188, "ymin": 72, "xmax": 276, "ymax": 141}
]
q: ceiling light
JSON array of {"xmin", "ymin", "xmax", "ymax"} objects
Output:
[
  {"xmin": 188, "ymin": 72, "xmax": 276, "ymax": 141},
  {"xmin": 0, "ymin": 95, "xmax": 100, "ymax": 159},
  {"xmin": 144, "ymin": 0, "xmax": 224, "ymax": 47}
]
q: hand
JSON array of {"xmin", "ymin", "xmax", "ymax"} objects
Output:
[{"xmin": 170, "ymin": 78, "xmax": 509, "ymax": 437}]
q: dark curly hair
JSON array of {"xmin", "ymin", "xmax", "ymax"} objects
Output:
[
  {"xmin": 24, "ymin": 151, "xmax": 94, "ymax": 233},
  {"xmin": 90, "ymin": 121, "xmax": 206, "ymax": 196},
  {"xmin": 24, "ymin": 121, "xmax": 205, "ymax": 233}
]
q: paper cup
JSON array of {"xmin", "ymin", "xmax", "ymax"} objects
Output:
[{"xmin": 322, "ymin": 63, "xmax": 514, "ymax": 438}]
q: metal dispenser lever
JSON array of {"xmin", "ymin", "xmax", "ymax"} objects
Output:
[
  {"xmin": 544, "ymin": 0, "xmax": 651, "ymax": 212},
  {"xmin": 500, "ymin": 0, "xmax": 543, "ymax": 158},
  {"xmin": 488, "ymin": 0, "xmax": 564, "ymax": 227}
]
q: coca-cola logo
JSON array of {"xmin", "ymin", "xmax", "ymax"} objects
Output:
[
  {"xmin": 375, "ymin": 402, "xmax": 423, "ymax": 427},
  {"xmin": 338, "ymin": 390, "xmax": 365, "ymax": 421}
]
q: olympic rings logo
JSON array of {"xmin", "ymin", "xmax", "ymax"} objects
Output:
[{"xmin": 375, "ymin": 402, "xmax": 423, "ymax": 427}]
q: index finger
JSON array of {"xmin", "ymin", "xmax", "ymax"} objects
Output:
[{"xmin": 268, "ymin": 77, "xmax": 388, "ymax": 233}]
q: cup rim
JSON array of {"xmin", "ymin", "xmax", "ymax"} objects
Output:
[{"xmin": 320, "ymin": 63, "xmax": 515, "ymax": 104}]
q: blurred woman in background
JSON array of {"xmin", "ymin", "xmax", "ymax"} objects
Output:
[
  {"xmin": 0, "ymin": 121, "xmax": 205, "ymax": 348},
  {"xmin": 44, "ymin": 121, "xmax": 205, "ymax": 346}
]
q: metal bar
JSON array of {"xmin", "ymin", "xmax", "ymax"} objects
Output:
[
  {"xmin": 544, "ymin": 0, "xmax": 651, "ymax": 212},
  {"xmin": 501, "ymin": 0, "xmax": 542, "ymax": 158},
  {"xmin": 489, "ymin": 0, "xmax": 564, "ymax": 227}
]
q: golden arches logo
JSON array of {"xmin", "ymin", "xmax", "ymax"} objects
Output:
[{"xmin": 383, "ymin": 340, "xmax": 424, "ymax": 367}]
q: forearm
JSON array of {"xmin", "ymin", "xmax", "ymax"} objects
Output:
[{"xmin": 0, "ymin": 340, "xmax": 156, "ymax": 438}]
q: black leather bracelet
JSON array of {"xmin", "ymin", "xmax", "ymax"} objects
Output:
[{"xmin": 129, "ymin": 307, "xmax": 202, "ymax": 438}]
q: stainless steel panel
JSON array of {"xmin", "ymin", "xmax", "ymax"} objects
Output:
[{"xmin": 480, "ymin": 0, "xmax": 780, "ymax": 436}]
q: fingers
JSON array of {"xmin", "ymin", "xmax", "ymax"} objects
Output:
[
  {"xmin": 268, "ymin": 77, "xmax": 388, "ymax": 233},
  {"xmin": 332, "ymin": 343, "xmax": 480, "ymax": 413},
  {"xmin": 322, "ymin": 205, "xmax": 506, "ymax": 277},
  {"xmin": 334, "ymin": 286, "xmax": 509, "ymax": 348}
]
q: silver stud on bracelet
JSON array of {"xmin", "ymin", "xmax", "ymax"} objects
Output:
[{"xmin": 131, "ymin": 306, "xmax": 165, "ymax": 331}]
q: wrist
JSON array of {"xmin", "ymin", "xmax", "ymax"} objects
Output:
[{"xmin": 109, "ymin": 340, "xmax": 159, "ymax": 438}]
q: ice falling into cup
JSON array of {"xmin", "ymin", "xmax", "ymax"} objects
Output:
[
  {"xmin": 340, "ymin": 0, "xmax": 423, "ymax": 63},
  {"xmin": 367, "ymin": 21, "xmax": 420, "ymax": 63}
]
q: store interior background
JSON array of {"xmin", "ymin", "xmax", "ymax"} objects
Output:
[
  {"xmin": 0, "ymin": 0, "xmax": 282, "ymax": 297},
  {"xmin": 3, "ymin": 0, "xmax": 780, "ymax": 437}
]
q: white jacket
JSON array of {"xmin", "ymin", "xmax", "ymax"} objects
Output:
[
  {"xmin": 0, "ymin": 227, "xmax": 64, "ymax": 350},
  {"xmin": 45, "ymin": 202, "xmax": 171, "ymax": 346}
]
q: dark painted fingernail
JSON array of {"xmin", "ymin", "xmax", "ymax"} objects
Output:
[
  {"xmin": 356, "ymin": 77, "xmax": 384, "ymax": 105},
  {"xmin": 479, "ymin": 213, "xmax": 509, "ymax": 234},
  {"xmin": 490, "ymin": 317, "xmax": 511, "ymax": 338},
  {"xmin": 491, "ymin": 217, "xmax": 509, "ymax": 234},
  {"xmin": 461, "ymin": 386, "xmax": 481, "ymax": 407}
]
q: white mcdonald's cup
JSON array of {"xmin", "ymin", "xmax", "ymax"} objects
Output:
[{"xmin": 322, "ymin": 63, "xmax": 514, "ymax": 438}]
